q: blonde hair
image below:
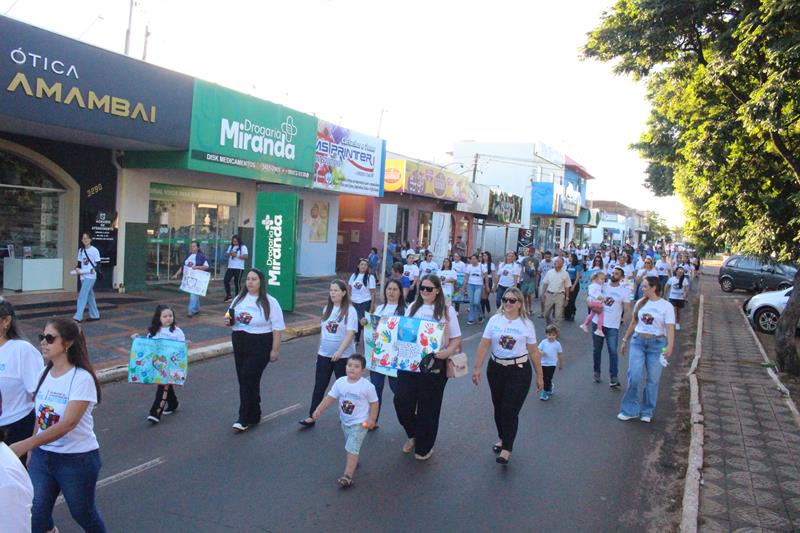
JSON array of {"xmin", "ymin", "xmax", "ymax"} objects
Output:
[
  {"xmin": 591, "ymin": 271, "xmax": 607, "ymax": 282},
  {"xmin": 496, "ymin": 287, "xmax": 533, "ymax": 326}
]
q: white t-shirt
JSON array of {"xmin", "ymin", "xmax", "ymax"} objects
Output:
[
  {"xmin": 35, "ymin": 367, "xmax": 99, "ymax": 453},
  {"xmin": 635, "ymin": 258, "xmax": 645, "ymax": 270},
  {"xmin": 184, "ymin": 253, "xmax": 209, "ymax": 269},
  {"xmin": 678, "ymin": 263, "xmax": 694, "ymax": 279},
  {"xmin": 149, "ymin": 326, "xmax": 186, "ymax": 342},
  {"xmin": 319, "ymin": 306, "xmax": 359, "ymax": 358},
  {"xmin": 419, "ymin": 261, "xmax": 438, "ymax": 276},
  {"xmin": 481, "ymin": 262, "xmax": 494, "ymax": 278},
  {"xmin": 0, "ymin": 339, "xmax": 44, "ymax": 426},
  {"xmin": 0, "ymin": 442, "xmax": 33, "ymax": 533},
  {"xmin": 605, "ymin": 259, "xmax": 618, "ymax": 274},
  {"xmin": 594, "ymin": 282, "xmax": 632, "ymax": 329},
  {"xmin": 538, "ymin": 259, "xmax": 554, "ymax": 280},
  {"xmin": 466, "ymin": 264, "xmax": 484, "ymax": 286},
  {"xmin": 634, "ymin": 298, "xmax": 676, "ymax": 337},
  {"xmin": 327, "ymin": 376, "xmax": 378, "ymax": 425},
  {"xmin": 231, "ymin": 294, "xmax": 286, "ymax": 334},
  {"xmin": 482, "ymin": 315, "xmax": 536, "ymax": 359},
  {"xmin": 538, "ymin": 339, "xmax": 563, "ymax": 367},
  {"xmin": 587, "ymin": 283, "xmax": 604, "ymax": 302},
  {"xmin": 348, "ymin": 273, "xmax": 376, "ymax": 304},
  {"xmin": 620, "ymin": 264, "xmax": 635, "ymax": 279},
  {"xmin": 375, "ymin": 303, "xmax": 400, "ymax": 317},
  {"xmin": 667, "ymin": 277, "xmax": 688, "ymax": 301},
  {"xmin": 655, "ymin": 260, "xmax": 671, "ymax": 277},
  {"xmin": 226, "ymin": 244, "xmax": 248, "ymax": 270},
  {"xmin": 452, "ymin": 261, "xmax": 466, "ymax": 274},
  {"xmin": 496, "ymin": 262, "xmax": 521, "ymax": 287},
  {"xmin": 402, "ymin": 264, "xmax": 420, "ymax": 283},
  {"xmin": 406, "ymin": 304, "xmax": 462, "ymax": 348},
  {"xmin": 76, "ymin": 246, "xmax": 102, "ymax": 280},
  {"xmin": 637, "ymin": 267, "xmax": 658, "ymax": 281},
  {"xmin": 438, "ymin": 269, "xmax": 457, "ymax": 299}
]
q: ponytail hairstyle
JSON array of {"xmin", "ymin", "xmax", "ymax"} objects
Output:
[
  {"xmin": 352, "ymin": 258, "xmax": 373, "ymax": 286},
  {"xmin": 0, "ymin": 298, "xmax": 25, "ymax": 340},
  {"xmin": 322, "ymin": 279, "xmax": 351, "ymax": 322},
  {"xmin": 35, "ymin": 318, "xmax": 101, "ymax": 404},
  {"xmin": 408, "ymin": 274, "xmax": 448, "ymax": 322},
  {"xmin": 148, "ymin": 304, "xmax": 178, "ymax": 337}
]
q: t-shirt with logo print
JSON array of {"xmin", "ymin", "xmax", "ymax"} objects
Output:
[
  {"xmin": 655, "ymin": 259, "xmax": 671, "ymax": 277},
  {"xmin": 35, "ymin": 367, "xmax": 99, "ymax": 453},
  {"xmin": 634, "ymin": 298, "xmax": 676, "ymax": 337},
  {"xmin": 466, "ymin": 264, "xmax": 484, "ymax": 286},
  {"xmin": 482, "ymin": 314, "xmax": 537, "ymax": 359},
  {"xmin": 538, "ymin": 260, "xmax": 555, "ymax": 281},
  {"xmin": 231, "ymin": 294, "xmax": 286, "ymax": 334},
  {"xmin": 667, "ymin": 276, "xmax": 689, "ymax": 301},
  {"xmin": 497, "ymin": 262, "xmax": 521, "ymax": 287},
  {"xmin": 419, "ymin": 261, "xmax": 438, "ymax": 276},
  {"xmin": 402, "ymin": 264, "xmax": 420, "ymax": 283},
  {"xmin": 319, "ymin": 305, "xmax": 359, "ymax": 358},
  {"xmin": 327, "ymin": 376, "xmax": 378, "ymax": 425},
  {"xmin": 226, "ymin": 244, "xmax": 249, "ymax": 270},
  {"xmin": 593, "ymin": 282, "xmax": 632, "ymax": 329},
  {"xmin": 537, "ymin": 338, "xmax": 563, "ymax": 366},
  {"xmin": 348, "ymin": 273, "xmax": 376, "ymax": 304},
  {"xmin": 76, "ymin": 246, "xmax": 102, "ymax": 280}
]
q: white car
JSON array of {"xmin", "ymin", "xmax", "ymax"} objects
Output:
[{"xmin": 743, "ymin": 288, "xmax": 795, "ymax": 334}]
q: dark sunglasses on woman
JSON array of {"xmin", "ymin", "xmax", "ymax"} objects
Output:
[
  {"xmin": 502, "ymin": 297, "xmax": 519, "ymax": 304},
  {"xmin": 38, "ymin": 333, "xmax": 60, "ymax": 344},
  {"xmin": 419, "ymin": 285, "xmax": 435, "ymax": 293}
]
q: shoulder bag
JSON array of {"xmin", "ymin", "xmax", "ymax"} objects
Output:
[
  {"xmin": 80, "ymin": 248, "xmax": 104, "ymax": 281},
  {"xmin": 446, "ymin": 352, "xmax": 469, "ymax": 378}
]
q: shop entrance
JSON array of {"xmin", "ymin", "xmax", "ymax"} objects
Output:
[{"xmin": 145, "ymin": 183, "xmax": 239, "ymax": 283}]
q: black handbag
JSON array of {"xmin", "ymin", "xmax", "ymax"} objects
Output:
[
  {"xmin": 419, "ymin": 352, "xmax": 441, "ymax": 374},
  {"xmin": 80, "ymin": 249, "xmax": 104, "ymax": 281}
]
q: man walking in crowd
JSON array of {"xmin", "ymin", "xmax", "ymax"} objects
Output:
[
  {"xmin": 591, "ymin": 266, "xmax": 631, "ymax": 387},
  {"xmin": 541, "ymin": 256, "xmax": 572, "ymax": 328},
  {"xmin": 519, "ymin": 247, "xmax": 538, "ymax": 315},
  {"xmin": 537, "ymin": 251, "xmax": 555, "ymax": 316}
]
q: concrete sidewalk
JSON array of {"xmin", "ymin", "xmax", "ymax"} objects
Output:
[
  {"xmin": 4, "ymin": 278, "xmax": 333, "ymax": 370},
  {"xmin": 696, "ymin": 272, "xmax": 800, "ymax": 531}
]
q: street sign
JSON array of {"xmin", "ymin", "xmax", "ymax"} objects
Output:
[{"xmin": 379, "ymin": 204, "xmax": 398, "ymax": 233}]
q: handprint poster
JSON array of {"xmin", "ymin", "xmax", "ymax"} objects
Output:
[
  {"xmin": 363, "ymin": 313, "xmax": 446, "ymax": 376},
  {"xmin": 451, "ymin": 273, "xmax": 467, "ymax": 303},
  {"xmin": 128, "ymin": 337, "xmax": 188, "ymax": 385}
]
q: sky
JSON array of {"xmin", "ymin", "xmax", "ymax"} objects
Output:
[{"xmin": 2, "ymin": 0, "xmax": 686, "ymax": 226}]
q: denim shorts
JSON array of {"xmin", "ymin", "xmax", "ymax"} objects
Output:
[{"xmin": 341, "ymin": 422, "xmax": 368, "ymax": 455}]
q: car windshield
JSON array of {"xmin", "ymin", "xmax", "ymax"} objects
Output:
[{"xmin": 781, "ymin": 264, "xmax": 798, "ymax": 275}]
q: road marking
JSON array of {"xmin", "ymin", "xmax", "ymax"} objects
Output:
[
  {"xmin": 463, "ymin": 331, "xmax": 484, "ymax": 342},
  {"xmin": 261, "ymin": 403, "xmax": 302, "ymax": 423},
  {"xmin": 56, "ymin": 457, "xmax": 166, "ymax": 506}
]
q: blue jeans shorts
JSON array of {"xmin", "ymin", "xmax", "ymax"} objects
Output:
[{"xmin": 341, "ymin": 422, "xmax": 368, "ymax": 455}]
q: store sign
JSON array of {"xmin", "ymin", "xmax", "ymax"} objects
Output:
[
  {"xmin": 254, "ymin": 191, "xmax": 298, "ymax": 312},
  {"xmin": 517, "ymin": 229, "xmax": 534, "ymax": 255},
  {"xmin": 531, "ymin": 182, "xmax": 555, "ymax": 215},
  {"xmin": 89, "ymin": 210, "xmax": 116, "ymax": 266},
  {"xmin": 488, "ymin": 190, "xmax": 522, "ymax": 224},
  {"xmin": 403, "ymin": 161, "xmax": 470, "ymax": 203},
  {"xmin": 456, "ymin": 182, "xmax": 490, "ymax": 215},
  {"xmin": 0, "ymin": 17, "xmax": 193, "ymax": 148},
  {"xmin": 554, "ymin": 175, "xmax": 582, "ymax": 217},
  {"xmin": 383, "ymin": 159, "xmax": 406, "ymax": 192},
  {"xmin": 149, "ymin": 183, "xmax": 238, "ymax": 206},
  {"xmin": 187, "ymin": 81, "xmax": 316, "ymax": 188},
  {"xmin": 313, "ymin": 120, "xmax": 385, "ymax": 197}
]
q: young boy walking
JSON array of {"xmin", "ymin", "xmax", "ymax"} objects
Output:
[
  {"xmin": 313, "ymin": 354, "xmax": 379, "ymax": 488},
  {"xmin": 537, "ymin": 325, "xmax": 564, "ymax": 401}
]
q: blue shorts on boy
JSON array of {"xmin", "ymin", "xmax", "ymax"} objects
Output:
[{"xmin": 328, "ymin": 376, "xmax": 378, "ymax": 455}]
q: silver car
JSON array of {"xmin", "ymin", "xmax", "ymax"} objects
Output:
[{"xmin": 743, "ymin": 288, "xmax": 794, "ymax": 334}]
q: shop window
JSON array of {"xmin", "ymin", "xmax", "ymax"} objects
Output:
[
  {"xmin": 395, "ymin": 208, "xmax": 409, "ymax": 243},
  {"xmin": 418, "ymin": 211, "xmax": 432, "ymax": 248}
]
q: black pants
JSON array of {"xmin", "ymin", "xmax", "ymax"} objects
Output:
[
  {"xmin": 309, "ymin": 355, "xmax": 348, "ymax": 417},
  {"xmin": 542, "ymin": 365, "xmax": 556, "ymax": 393},
  {"xmin": 224, "ymin": 268, "xmax": 243, "ymax": 298},
  {"xmin": 564, "ymin": 287, "xmax": 579, "ymax": 320},
  {"xmin": 1, "ymin": 410, "xmax": 35, "ymax": 465},
  {"xmin": 149, "ymin": 385, "xmax": 179, "ymax": 417},
  {"xmin": 487, "ymin": 358, "xmax": 532, "ymax": 452},
  {"xmin": 353, "ymin": 300, "xmax": 371, "ymax": 344},
  {"xmin": 232, "ymin": 331, "xmax": 273, "ymax": 425},
  {"xmin": 393, "ymin": 369, "xmax": 448, "ymax": 455}
]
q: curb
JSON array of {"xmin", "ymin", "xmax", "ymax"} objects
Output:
[
  {"xmin": 96, "ymin": 323, "xmax": 321, "ymax": 385},
  {"xmin": 681, "ymin": 294, "xmax": 705, "ymax": 533}
]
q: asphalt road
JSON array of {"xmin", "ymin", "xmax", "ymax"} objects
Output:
[{"xmin": 48, "ymin": 307, "xmax": 683, "ymax": 533}]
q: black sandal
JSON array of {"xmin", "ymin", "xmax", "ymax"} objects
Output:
[
  {"xmin": 492, "ymin": 443, "xmax": 502, "ymax": 454},
  {"xmin": 337, "ymin": 475, "xmax": 353, "ymax": 488},
  {"xmin": 496, "ymin": 452, "xmax": 511, "ymax": 465},
  {"xmin": 298, "ymin": 418, "xmax": 316, "ymax": 428}
]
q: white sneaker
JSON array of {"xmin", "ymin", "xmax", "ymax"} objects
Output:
[
  {"xmin": 675, "ymin": 323, "xmax": 681, "ymax": 331},
  {"xmin": 640, "ymin": 416, "xmax": 652, "ymax": 423},
  {"xmin": 232, "ymin": 422, "xmax": 249, "ymax": 432},
  {"xmin": 617, "ymin": 413, "xmax": 636, "ymax": 421},
  {"xmin": 147, "ymin": 415, "xmax": 160, "ymax": 424}
]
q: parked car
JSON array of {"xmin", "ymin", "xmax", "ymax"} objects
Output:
[
  {"xmin": 743, "ymin": 288, "xmax": 798, "ymax": 334},
  {"xmin": 718, "ymin": 255, "xmax": 797, "ymax": 293}
]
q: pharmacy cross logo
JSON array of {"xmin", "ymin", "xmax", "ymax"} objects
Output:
[
  {"xmin": 261, "ymin": 215, "xmax": 274, "ymax": 230},
  {"xmin": 281, "ymin": 116, "xmax": 298, "ymax": 143}
]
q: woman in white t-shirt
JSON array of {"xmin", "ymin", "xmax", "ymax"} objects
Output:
[
  {"xmin": 71, "ymin": 232, "xmax": 103, "ymax": 323},
  {"xmin": 635, "ymin": 257, "xmax": 658, "ymax": 299},
  {"xmin": 348, "ymin": 259, "xmax": 377, "ymax": 345},
  {"xmin": 472, "ymin": 287, "xmax": 543, "ymax": 465},
  {"xmin": 394, "ymin": 274, "xmax": 462, "ymax": 461},
  {"xmin": 605, "ymin": 249, "xmax": 619, "ymax": 274},
  {"xmin": 0, "ymin": 298, "xmax": 44, "ymax": 464},
  {"xmin": 225, "ymin": 269, "xmax": 285, "ymax": 432},
  {"xmin": 465, "ymin": 254, "xmax": 486, "ymax": 325},
  {"xmin": 300, "ymin": 280, "xmax": 358, "ymax": 428},
  {"xmin": 665, "ymin": 266, "xmax": 689, "ymax": 331},
  {"xmin": 438, "ymin": 258, "xmax": 458, "ymax": 305},
  {"xmin": 130, "ymin": 304, "xmax": 188, "ymax": 424},
  {"xmin": 173, "ymin": 240, "xmax": 210, "ymax": 317},
  {"xmin": 10, "ymin": 318, "xmax": 106, "ymax": 532},
  {"xmin": 618, "ymin": 276, "xmax": 676, "ymax": 423},
  {"xmin": 419, "ymin": 252, "xmax": 439, "ymax": 277},
  {"xmin": 494, "ymin": 251, "xmax": 521, "ymax": 310},
  {"xmin": 223, "ymin": 235, "xmax": 249, "ymax": 302},
  {"xmin": 403, "ymin": 254, "xmax": 421, "ymax": 304}
]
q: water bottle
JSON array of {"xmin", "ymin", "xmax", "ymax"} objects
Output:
[{"xmin": 659, "ymin": 346, "xmax": 669, "ymax": 367}]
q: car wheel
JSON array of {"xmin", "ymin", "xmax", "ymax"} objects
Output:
[
  {"xmin": 777, "ymin": 282, "xmax": 792, "ymax": 290},
  {"xmin": 720, "ymin": 278, "xmax": 734, "ymax": 292},
  {"xmin": 754, "ymin": 307, "xmax": 779, "ymax": 334}
]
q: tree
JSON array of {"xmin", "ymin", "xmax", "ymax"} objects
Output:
[
  {"xmin": 644, "ymin": 211, "xmax": 670, "ymax": 242},
  {"xmin": 672, "ymin": 225, "xmax": 685, "ymax": 243},
  {"xmin": 585, "ymin": 0, "xmax": 800, "ymax": 374}
]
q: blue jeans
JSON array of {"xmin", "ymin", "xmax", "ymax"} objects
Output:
[
  {"xmin": 592, "ymin": 323, "xmax": 619, "ymax": 380},
  {"xmin": 188, "ymin": 293, "xmax": 200, "ymax": 315},
  {"xmin": 620, "ymin": 334, "xmax": 667, "ymax": 418},
  {"xmin": 73, "ymin": 278, "xmax": 99, "ymax": 321},
  {"xmin": 369, "ymin": 371, "xmax": 398, "ymax": 422},
  {"xmin": 29, "ymin": 448, "xmax": 106, "ymax": 533},
  {"xmin": 467, "ymin": 284, "xmax": 482, "ymax": 322}
]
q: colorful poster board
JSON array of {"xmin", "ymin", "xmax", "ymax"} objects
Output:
[
  {"xmin": 128, "ymin": 337, "xmax": 188, "ymax": 385},
  {"xmin": 363, "ymin": 313, "xmax": 446, "ymax": 376},
  {"xmin": 451, "ymin": 273, "xmax": 467, "ymax": 303},
  {"xmin": 180, "ymin": 268, "xmax": 210, "ymax": 296},
  {"xmin": 314, "ymin": 120, "xmax": 386, "ymax": 197}
]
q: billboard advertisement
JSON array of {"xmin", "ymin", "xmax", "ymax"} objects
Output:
[
  {"xmin": 531, "ymin": 182, "xmax": 555, "ymax": 215},
  {"xmin": 456, "ymin": 182, "xmax": 491, "ymax": 215},
  {"xmin": 403, "ymin": 161, "xmax": 470, "ymax": 203},
  {"xmin": 254, "ymin": 191, "xmax": 298, "ymax": 311},
  {"xmin": 313, "ymin": 120, "xmax": 386, "ymax": 197},
  {"xmin": 383, "ymin": 159, "xmax": 406, "ymax": 192}
]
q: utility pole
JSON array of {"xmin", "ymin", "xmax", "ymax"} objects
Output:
[
  {"xmin": 142, "ymin": 25, "xmax": 151, "ymax": 61},
  {"xmin": 124, "ymin": 0, "xmax": 134, "ymax": 55},
  {"xmin": 471, "ymin": 153, "xmax": 479, "ymax": 183}
]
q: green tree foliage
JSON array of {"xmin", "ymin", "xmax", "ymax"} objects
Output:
[
  {"xmin": 645, "ymin": 210, "xmax": 671, "ymax": 242},
  {"xmin": 585, "ymin": 0, "xmax": 800, "ymax": 374}
]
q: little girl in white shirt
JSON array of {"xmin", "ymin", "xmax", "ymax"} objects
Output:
[{"xmin": 580, "ymin": 271, "xmax": 607, "ymax": 337}]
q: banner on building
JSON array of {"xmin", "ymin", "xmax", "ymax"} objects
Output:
[
  {"xmin": 430, "ymin": 212, "xmax": 452, "ymax": 263},
  {"xmin": 403, "ymin": 161, "xmax": 470, "ymax": 202},
  {"xmin": 456, "ymin": 182, "xmax": 491, "ymax": 215},
  {"xmin": 383, "ymin": 159, "xmax": 406, "ymax": 192},
  {"xmin": 254, "ymin": 191, "xmax": 298, "ymax": 311},
  {"xmin": 314, "ymin": 120, "xmax": 386, "ymax": 197},
  {"xmin": 128, "ymin": 337, "xmax": 188, "ymax": 385},
  {"xmin": 488, "ymin": 190, "xmax": 522, "ymax": 225},
  {"xmin": 363, "ymin": 313, "xmax": 446, "ymax": 376},
  {"xmin": 531, "ymin": 182, "xmax": 556, "ymax": 215},
  {"xmin": 517, "ymin": 228, "xmax": 534, "ymax": 255},
  {"xmin": 180, "ymin": 268, "xmax": 210, "ymax": 296}
]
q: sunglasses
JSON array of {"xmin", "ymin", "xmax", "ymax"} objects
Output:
[
  {"xmin": 38, "ymin": 333, "xmax": 60, "ymax": 344},
  {"xmin": 502, "ymin": 297, "xmax": 519, "ymax": 304},
  {"xmin": 419, "ymin": 285, "xmax": 436, "ymax": 293}
]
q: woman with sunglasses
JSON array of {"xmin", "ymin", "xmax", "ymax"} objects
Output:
[
  {"xmin": 395, "ymin": 275, "xmax": 462, "ymax": 460},
  {"xmin": 11, "ymin": 318, "xmax": 106, "ymax": 532},
  {"xmin": 636, "ymin": 258, "xmax": 658, "ymax": 299},
  {"xmin": 348, "ymin": 259, "xmax": 376, "ymax": 345},
  {"xmin": 0, "ymin": 298, "xmax": 44, "ymax": 463},
  {"xmin": 472, "ymin": 287, "xmax": 543, "ymax": 465},
  {"xmin": 299, "ymin": 280, "xmax": 358, "ymax": 427},
  {"xmin": 618, "ymin": 277, "xmax": 675, "ymax": 423}
]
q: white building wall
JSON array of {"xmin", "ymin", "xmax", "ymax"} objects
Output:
[{"xmin": 296, "ymin": 190, "xmax": 339, "ymax": 277}]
